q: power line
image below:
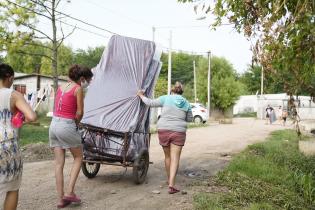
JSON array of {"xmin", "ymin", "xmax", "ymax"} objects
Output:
[
  {"xmin": 5, "ymin": 0, "xmax": 52, "ymax": 20},
  {"xmin": 83, "ymin": 0, "xmax": 150, "ymax": 28},
  {"xmin": 28, "ymin": 0, "xmax": 117, "ymax": 35},
  {"xmin": 156, "ymin": 25, "xmax": 210, "ymax": 29},
  {"xmin": 161, "ymin": 45, "xmax": 207, "ymax": 55},
  {"xmin": 5, "ymin": 0, "xmax": 113, "ymax": 40},
  {"xmin": 155, "ymin": 23, "xmax": 233, "ymax": 29},
  {"xmin": 6, "ymin": 0, "xmax": 212, "ymax": 54},
  {"xmin": 59, "ymin": 21, "xmax": 111, "ymax": 39}
]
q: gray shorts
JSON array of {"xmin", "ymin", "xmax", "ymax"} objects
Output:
[{"xmin": 49, "ymin": 117, "xmax": 82, "ymax": 149}]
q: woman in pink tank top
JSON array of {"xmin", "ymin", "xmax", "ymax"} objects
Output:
[{"xmin": 49, "ymin": 65, "xmax": 93, "ymax": 208}]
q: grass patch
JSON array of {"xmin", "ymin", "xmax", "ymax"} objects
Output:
[
  {"xmin": 188, "ymin": 122, "xmax": 209, "ymax": 129},
  {"xmin": 19, "ymin": 114, "xmax": 51, "ymax": 146},
  {"xmin": 234, "ymin": 112, "xmax": 257, "ymax": 118},
  {"xmin": 194, "ymin": 130, "xmax": 315, "ymax": 210},
  {"xmin": 20, "ymin": 116, "xmax": 209, "ymax": 145}
]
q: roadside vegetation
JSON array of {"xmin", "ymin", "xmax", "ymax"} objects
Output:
[
  {"xmin": 21, "ymin": 116, "xmax": 209, "ymax": 145},
  {"xmin": 20, "ymin": 114, "xmax": 51, "ymax": 146},
  {"xmin": 234, "ymin": 112, "xmax": 257, "ymax": 118},
  {"xmin": 194, "ymin": 130, "xmax": 315, "ymax": 210}
]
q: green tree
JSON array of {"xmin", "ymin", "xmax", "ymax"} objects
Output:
[
  {"xmin": 4, "ymin": 41, "xmax": 74, "ymax": 75},
  {"xmin": 239, "ymin": 65, "xmax": 261, "ymax": 95},
  {"xmin": 160, "ymin": 52, "xmax": 201, "ymax": 84},
  {"xmin": 4, "ymin": 43, "xmax": 45, "ymax": 73},
  {"xmin": 0, "ymin": 0, "xmax": 35, "ymax": 52},
  {"xmin": 183, "ymin": 82, "xmax": 194, "ymax": 102},
  {"xmin": 73, "ymin": 46, "xmax": 105, "ymax": 68},
  {"xmin": 196, "ymin": 56, "xmax": 243, "ymax": 110},
  {"xmin": 239, "ymin": 65, "xmax": 286, "ymax": 95},
  {"xmin": 159, "ymin": 52, "xmax": 202, "ymax": 101},
  {"xmin": 179, "ymin": 0, "xmax": 315, "ymax": 98},
  {"xmin": 212, "ymin": 76, "xmax": 243, "ymax": 110},
  {"xmin": 158, "ymin": 52, "xmax": 242, "ymax": 109},
  {"xmin": 40, "ymin": 43, "xmax": 74, "ymax": 75},
  {"xmin": 154, "ymin": 77, "xmax": 168, "ymax": 97},
  {"xmin": 0, "ymin": 0, "xmax": 76, "ymax": 92}
]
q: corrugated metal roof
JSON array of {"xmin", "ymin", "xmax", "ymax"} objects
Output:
[
  {"xmin": 14, "ymin": 73, "xmax": 68, "ymax": 81},
  {"xmin": 14, "ymin": 72, "xmax": 28, "ymax": 77}
]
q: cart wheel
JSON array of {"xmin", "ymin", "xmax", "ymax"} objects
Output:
[
  {"xmin": 133, "ymin": 149, "xmax": 149, "ymax": 184},
  {"xmin": 82, "ymin": 162, "xmax": 100, "ymax": 178}
]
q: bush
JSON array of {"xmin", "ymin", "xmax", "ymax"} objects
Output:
[{"xmin": 234, "ymin": 112, "xmax": 257, "ymax": 118}]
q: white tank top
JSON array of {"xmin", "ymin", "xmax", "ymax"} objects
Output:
[{"xmin": 0, "ymin": 88, "xmax": 16, "ymax": 142}]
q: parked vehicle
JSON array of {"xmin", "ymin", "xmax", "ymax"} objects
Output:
[
  {"xmin": 157, "ymin": 102, "xmax": 208, "ymax": 124},
  {"xmin": 190, "ymin": 103, "xmax": 209, "ymax": 123}
]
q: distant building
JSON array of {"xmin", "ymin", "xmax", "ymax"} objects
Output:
[
  {"xmin": 13, "ymin": 73, "xmax": 68, "ymax": 94},
  {"xmin": 13, "ymin": 73, "xmax": 68, "ymax": 113}
]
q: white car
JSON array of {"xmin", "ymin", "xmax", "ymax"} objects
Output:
[
  {"xmin": 190, "ymin": 103, "xmax": 209, "ymax": 124},
  {"xmin": 157, "ymin": 103, "xmax": 209, "ymax": 124}
]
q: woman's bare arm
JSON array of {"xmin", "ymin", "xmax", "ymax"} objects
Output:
[
  {"xmin": 11, "ymin": 91, "xmax": 37, "ymax": 122},
  {"xmin": 75, "ymin": 87, "xmax": 84, "ymax": 122}
]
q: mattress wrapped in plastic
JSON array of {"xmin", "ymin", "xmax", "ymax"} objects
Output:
[{"xmin": 81, "ymin": 35, "xmax": 161, "ymax": 160}]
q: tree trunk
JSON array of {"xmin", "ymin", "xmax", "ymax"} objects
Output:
[{"xmin": 51, "ymin": 0, "xmax": 58, "ymax": 94}]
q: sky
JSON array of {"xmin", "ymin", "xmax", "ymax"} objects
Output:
[{"xmin": 38, "ymin": 0, "xmax": 253, "ymax": 73}]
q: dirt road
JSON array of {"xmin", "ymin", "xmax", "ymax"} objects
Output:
[{"xmin": 13, "ymin": 118, "xmax": 286, "ymax": 210}]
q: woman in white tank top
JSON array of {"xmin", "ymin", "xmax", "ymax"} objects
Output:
[{"xmin": 0, "ymin": 63, "xmax": 36, "ymax": 210}]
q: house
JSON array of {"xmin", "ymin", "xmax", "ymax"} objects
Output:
[
  {"xmin": 13, "ymin": 73, "xmax": 68, "ymax": 113},
  {"xmin": 13, "ymin": 73, "xmax": 68, "ymax": 94}
]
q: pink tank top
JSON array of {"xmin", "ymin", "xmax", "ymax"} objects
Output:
[{"xmin": 53, "ymin": 84, "xmax": 80, "ymax": 119}]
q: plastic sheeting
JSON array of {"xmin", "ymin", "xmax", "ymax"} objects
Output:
[{"xmin": 81, "ymin": 35, "xmax": 161, "ymax": 133}]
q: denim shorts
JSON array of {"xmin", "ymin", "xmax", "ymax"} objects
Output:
[{"xmin": 49, "ymin": 117, "xmax": 82, "ymax": 149}]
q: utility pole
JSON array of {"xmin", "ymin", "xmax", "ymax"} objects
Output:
[
  {"xmin": 260, "ymin": 65, "xmax": 264, "ymax": 119},
  {"xmin": 193, "ymin": 60, "xmax": 197, "ymax": 103},
  {"xmin": 261, "ymin": 66, "xmax": 264, "ymax": 96},
  {"xmin": 151, "ymin": 26, "xmax": 157, "ymax": 123},
  {"xmin": 152, "ymin": 26, "xmax": 155, "ymax": 42},
  {"xmin": 167, "ymin": 30, "xmax": 172, "ymax": 95},
  {"xmin": 207, "ymin": 51, "xmax": 211, "ymax": 117}
]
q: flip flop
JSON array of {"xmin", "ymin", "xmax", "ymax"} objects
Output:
[
  {"xmin": 57, "ymin": 199, "xmax": 71, "ymax": 209},
  {"xmin": 63, "ymin": 194, "xmax": 81, "ymax": 203},
  {"xmin": 168, "ymin": 186, "xmax": 180, "ymax": 194}
]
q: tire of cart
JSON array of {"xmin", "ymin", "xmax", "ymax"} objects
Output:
[
  {"xmin": 82, "ymin": 162, "xmax": 101, "ymax": 178},
  {"xmin": 133, "ymin": 149, "xmax": 149, "ymax": 184}
]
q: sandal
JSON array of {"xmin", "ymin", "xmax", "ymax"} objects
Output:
[
  {"xmin": 63, "ymin": 194, "xmax": 81, "ymax": 203},
  {"xmin": 168, "ymin": 186, "xmax": 180, "ymax": 194},
  {"xmin": 57, "ymin": 199, "xmax": 71, "ymax": 209}
]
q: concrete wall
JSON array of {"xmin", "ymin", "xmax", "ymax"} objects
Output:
[
  {"xmin": 13, "ymin": 77, "xmax": 37, "ymax": 93},
  {"xmin": 297, "ymin": 108, "xmax": 315, "ymax": 120},
  {"xmin": 233, "ymin": 94, "xmax": 287, "ymax": 115},
  {"xmin": 256, "ymin": 99, "xmax": 315, "ymax": 120},
  {"xmin": 256, "ymin": 99, "xmax": 286, "ymax": 120}
]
